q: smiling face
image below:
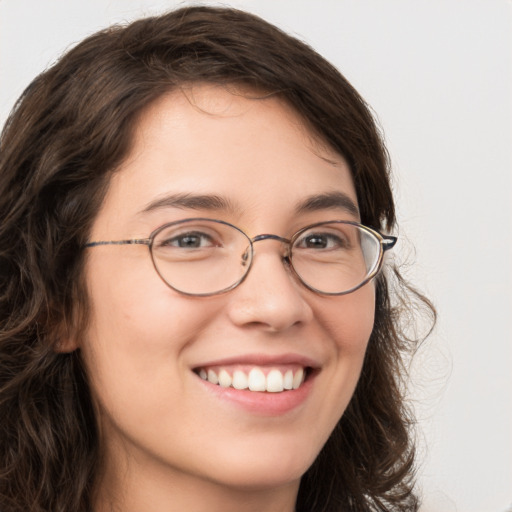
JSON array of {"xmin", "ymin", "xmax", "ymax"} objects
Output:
[{"xmin": 79, "ymin": 85, "xmax": 376, "ymax": 510}]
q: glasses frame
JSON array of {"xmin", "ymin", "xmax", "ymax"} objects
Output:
[{"xmin": 84, "ymin": 218, "xmax": 397, "ymax": 297}]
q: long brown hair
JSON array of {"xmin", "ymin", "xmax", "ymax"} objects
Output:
[{"xmin": 0, "ymin": 7, "xmax": 434, "ymax": 511}]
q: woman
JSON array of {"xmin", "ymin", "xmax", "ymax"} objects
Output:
[{"xmin": 0, "ymin": 6, "xmax": 434, "ymax": 512}]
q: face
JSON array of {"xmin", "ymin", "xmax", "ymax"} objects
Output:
[{"xmin": 79, "ymin": 85, "xmax": 375, "ymax": 502}]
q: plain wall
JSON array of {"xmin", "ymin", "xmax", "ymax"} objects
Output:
[{"xmin": 1, "ymin": 1, "xmax": 511, "ymax": 511}]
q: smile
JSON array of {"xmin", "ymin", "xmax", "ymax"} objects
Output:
[{"xmin": 195, "ymin": 366, "xmax": 308, "ymax": 393}]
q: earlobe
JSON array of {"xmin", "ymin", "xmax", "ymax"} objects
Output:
[
  {"xmin": 53, "ymin": 336, "xmax": 79, "ymax": 353},
  {"xmin": 50, "ymin": 319, "xmax": 81, "ymax": 353}
]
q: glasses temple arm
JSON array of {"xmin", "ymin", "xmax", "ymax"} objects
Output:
[
  {"xmin": 84, "ymin": 239, "xmax": 150, "ymax": 248},
  {"xmin": 381, "ymin": 236, "xmax": 397, "ymax": 251}
]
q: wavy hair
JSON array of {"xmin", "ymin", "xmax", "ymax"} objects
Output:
[{"xmin": 0, "ymin": 6, "xmax": 434, "ymax": 511}]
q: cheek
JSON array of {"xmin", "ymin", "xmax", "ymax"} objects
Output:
[
  {"xmin": 319, "ymin": 284, "xmax": 375, "ymax": 355},
  {"xmin": 300, "ymin": 285, "xmax": 375, "ymax": 452},
  {"xmin": 83, "ymin": 248, "xmax": 203, "ymax": 347},
  {"xmin": 79, "ymin": 252, "xmax": 214, "ymax": 398}
]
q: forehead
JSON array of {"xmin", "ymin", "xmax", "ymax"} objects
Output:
[
  {"xmin": 134, "ymin": 84, "xmax": 342, "ymax": 159},
  {"xmin": 93, "ymin": 84, "xmax": 358, "ymax": 235}
]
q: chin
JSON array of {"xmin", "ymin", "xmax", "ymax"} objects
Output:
[{"xmin": 202, "ymin": 443, "xmax": 317, "ymax": 491}]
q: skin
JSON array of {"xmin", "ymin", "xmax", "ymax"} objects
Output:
[{"xmin": 74, "ymin": 85, "xmax": 376, "ymax": 512}]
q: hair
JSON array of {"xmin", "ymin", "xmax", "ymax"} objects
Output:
[{"xmin": 0, "ymin": 6, "xmax": 435, "ymax": 512}]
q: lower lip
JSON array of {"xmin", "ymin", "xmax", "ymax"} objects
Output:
[{"xmin": 196, "ymin": 372, "xmax": 316, "ymax": 416}]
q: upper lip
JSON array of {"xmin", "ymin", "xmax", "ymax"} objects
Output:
[{"xmin": 192, "ymin": 353, "xmax": 321, "ymax": 370}]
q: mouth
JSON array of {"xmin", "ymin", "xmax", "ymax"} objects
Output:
[{"xmin": 193, "ymin": 365, "xmax": 313, "ymax": 393}]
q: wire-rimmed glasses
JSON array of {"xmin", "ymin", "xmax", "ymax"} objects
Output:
[{"xmin": 84, "ymin": 218, "xmax": 397, "ymax": 296}]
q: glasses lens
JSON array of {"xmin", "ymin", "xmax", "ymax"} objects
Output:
[
  {"xmin": 290, "ymin": 222, "xmax": 382, "ymax": 294},
  {"xmin": 150, "ymin": 219, "xmax": 252, "ymax": 295}
]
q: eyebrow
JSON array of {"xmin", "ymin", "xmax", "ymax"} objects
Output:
[
  {"xmin": 140, "ymin": 193, "xmax": 239, "ymax": 215},
  {"xmin": 295, "ymin": 192, "xmax": 359, "ymax": 217},
  {"xmin": 139, "ymin": 191, "xmax": 359, "ymax": 218}
]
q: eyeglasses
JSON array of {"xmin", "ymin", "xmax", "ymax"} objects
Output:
[{"xmin": 85, "ymin": 218, "xmax": 397, "ymax": 296}]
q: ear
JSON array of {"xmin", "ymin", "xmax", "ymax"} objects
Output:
[
  {"xmin": 50, "ymin": 317, "xmax": 81, "ymax": 353},
  {"xmin": 53, "ymin": 336, "xmax": 80, "ymax": 353}
]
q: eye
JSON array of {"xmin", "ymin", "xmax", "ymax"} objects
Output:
[
  {"xmin": 160, "ymin": 231, "xmax": 219, "ymax": 249},
  {"xmin": 295, "ymin": 232, "xmax": 349, "ymax": 250}
]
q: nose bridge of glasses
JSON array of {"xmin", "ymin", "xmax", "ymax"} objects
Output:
[
  {"xmin": 251, "ymin": 233, "xmax": 290, "ymax": 245},
  {"xmin": 250, "ymin": 233, "xmax": 292, "ymax": 257}
]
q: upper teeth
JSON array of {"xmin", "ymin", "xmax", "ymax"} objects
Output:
[{"xmin": 197, "ymin": 367, "xmax": 305, "ymax": 393}]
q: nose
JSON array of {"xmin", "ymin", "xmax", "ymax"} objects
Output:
[{"xmin": 226, "ymin": 239, "xmax": 314, "ymax": 332}]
